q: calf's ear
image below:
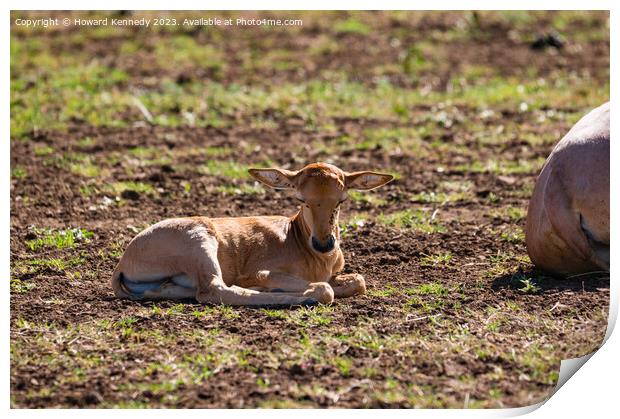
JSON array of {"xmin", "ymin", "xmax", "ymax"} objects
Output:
[
  {"xmin": 248, "ymin": 168, "xmax": 298, "ymax": 189},
  {"xmin": 345, "ymin": 171, "xmax": 394, "ymax": 191}
]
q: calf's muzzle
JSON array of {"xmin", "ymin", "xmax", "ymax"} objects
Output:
[{"xmin": 312, "ymin": 234, "xmax": 336, "ymax": 253}]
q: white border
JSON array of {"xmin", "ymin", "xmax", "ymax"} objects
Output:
[{"xmin": 3, "ymin": 1, "xmax": 616, "ymax": 418}]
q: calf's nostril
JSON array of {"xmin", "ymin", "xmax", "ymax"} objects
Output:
[
  {"xmin": 312, "ymin": 235, "xmax": 335, "ymax": 253},
  {"xmin": 311, "ymin": 236, "xmax": 321, "ymax": 250},
  {"xmin": 326, "ymin": 235, "xmax": 335, "ymax": 247}
]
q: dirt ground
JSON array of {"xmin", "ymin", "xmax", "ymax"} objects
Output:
[{"xmin": 10, "ymin": 11, "xmax": 609, "ymax": 408}]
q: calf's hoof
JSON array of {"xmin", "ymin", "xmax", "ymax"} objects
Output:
[
  {"xmin": 304, "ymin": 282, "xmax": 335, "ymax": 304},
  {"xmin": 335, "ymin": 273, "xmax": 367, "ymax": 295}
]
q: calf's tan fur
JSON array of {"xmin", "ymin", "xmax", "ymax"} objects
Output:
[
  {"xmin": 525, "ymin": 102, "xmax": 609, "ymax": 277},
  {"xmin": 111, "ymin": 162, "xmax": 393, "ymax": 306}
]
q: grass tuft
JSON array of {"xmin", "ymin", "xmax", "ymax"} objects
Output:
[
  {"xmin": 377, "ymin": 209, "xmax": 446, "ymax": 233},
  {"xmin": 25, "ymin": 227, "xmax": 94, "ymax": 251},
  {"xmin": 202, "ymin": 161, "xmax": 252, "ymax": 179},
  {"xmin": 419, "ymin": 252, "xmax": 453, "ymax": 267}
]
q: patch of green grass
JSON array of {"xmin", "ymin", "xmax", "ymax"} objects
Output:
[
  {"xmin": 369, "ymin": 379, "xmax": 444, "ymax": 406},
  {"xmin": 334, "ymin": 17, "xmax": 371, "ymax": 35},
  {"xmin": 33, "ymin": 144, "xmax": 54, "ymax": 156},
  {"xmin": 10, "ymin": 278, "xmax": 36, "ymax": 294},
  {"xmin": 456, "ymin": 157, "xmax": 546, "ymax": 176},
  {"xmin": 107, "ymin": 181, "xmax": 155, "ymax": 197},
  {"xmin": 484, "ymin": 252, "xmax": 530, "ymax": 278},
  {"xmin": 367, "ymin": 284, "xmax": 399, "ymax": 298},
  {"xmin": 114, "ymin": 316, "xmax": 138, "ymax": 329},
  {"xmin": 406, "ymin": 295, "xmax": 446, "ymax": 314},
  {"xmin": 11, "ymin": 12, "xmax": 609, "ymax": 135},
  {"xmin": 486, "ymin": 192, "xmax": 500, "ymax": 204},
  {"xmin": 140, "ymin": 361, "xmax": 174, "ymax": 378},
  {"xmin": 308, "ymin": 35, "xmax": 340, "ymax": 56},
  {"xmin": 11, "ymin": 61, "xmax": 129, "ymax": 137},
  {"xmin": 13, "ymin": 317, "xmax": 41, "ymax": 331},
  {"xmin": 118, "ymin": 379, "xmax": 185, "ymax": 396},
  {"xmin": 348, "ymin": 190, "xmax": 387, "ymax": 206},
  {"xmin": 43, "ymin": 152, "xmax": 108, "ymax": 178},
  {"xmin": 14, "ymin": 255, "xmax": 85, "ymax": 274},
  {"xmin": 513, "ymin": 274, "xmax": 542, "ymax": 294},
  {"xmin": 128, "ymin": 146, "xmax": 158, "ymax": 159},
  {"xmin": 439, "ymin": 180, "xmax": 475, "ymax": 198},
  {"xmin": 335, "ymin": 326, "xmax": 397, "ymax": 354},
  {"xmin": 506, "ymin": 206, "xmax": 527, "ymax": 220},
  {"xmin": 253, "ymin": 378, "xmax": 270, "ymax": 392},
  {"xmin": 113, "ymin": 316, "xmax": 139, "ymax": 338},
  {"xmin": 499, "ymin": 227, "xmax": 525, "ymax": 243},
  {"xmin": 520, "ymin": 131, "xmax": 560, "ymax": 147},
  {"xmin": 419, "ymin": 252, "xmax": 453, "ymax": 267},
  {"xmin": 126, "ymin": 146, "xmax": 172, "ymax": 166},
  {"xmin": 483, "ymin": 307, "xmax": 508, "ymax": 332},
  {"xmin": 498, "ymin": 10, "xmax": 535, "ymax": 26},
  {"xmin": 103, "ymin": 240, "xmax": 124, "ymax": 260},
  {"xmin": 191, "ymin": 306, "xmax": 216, "ymax": 319},
  {"xmin": 411, "ymin": 191, "xmax": 459, "ymax": 205},
  {"xmin": 486, "ymin": 319, "xmax": 503, "ymax": 333},
  {"xmin": 214, "ymin": 183, "xmax": 265, "ymax": 196},
  {"xmin": 272, "ymin": 60, "xmax": 301, "ymax": 71},
  {"xmin": 182, "ymin": 181, "xmax": 192, "ymax": 195},
  {"xmin": 76, "ymin": 137, "xmax": 96, "ymax": 148},
  {"xmin": 165, "ymin": 304, "xmax": 186, "ymax": 316},
  {"xmin": 509, "ymin": 183, "xmax": 534, "ymax": 199},
  {"xmin": 547, "ymin": 370, "xmax": 560, "ymax": 385},
  {"xmin": 11, "ymin": 167, "xmax": 27, "ymax": 179},
  {"xmin": 351, "ymin": 127, "xmax": 429, "ymax": 156},
  {"xmin": 490, "ymin": 206, "xmax": 527, "ymax": 221},
  {"xmin": 11, "ymin": 66, "xmax": 609, "ymax": 137},
  {"xmin": 25, "ymin": 227, "xmax": 94, "ymax": 251},
  {"xmin": 289, "ymin": 305, "xmax": 334, "ymax": 327},
  {"xmin": 377, "ymin": 209, "xmax": 446, "ymax": 233},
  {"xmin": 204, "ymin": 146, "xmax": 234, "ymax": 157},
  {"xmin": 78, "ymin": 184, "xmax": 98, "ymax": 197},
  {"xmin": 201, "ymin": 160, "xmax": 252, "ymax": 179},
  {"xmin": 517, "ymin": 342, "xmax": 560, "ymax": 384},
  {"xmin": 260, "ymin": 308, "xmax": 287, "ymax": 319},
  {"xmin": 69, "ymin": 161, "xmax": 104, "ymax": 178},
  {"xmin": 407, "ymin": 281, "xmax": 448, "ymax": 297},
  {"xmin": 333, "ymin": 356, "xmax": 353, "ymax": 377},
  {"xmin": 153, "ymin": 36, "xmax": 225, "ymax": 75},
  {"xmin": 218, "ymin": 305, "xmax": 241, "ymax": 320},
  {"xmin": 361, "ymin": 366, "xmax": 380, "ymax": 378},
  {"xmin": 402, "ymin": 45, "xmax": 430, "ymax": 77}
]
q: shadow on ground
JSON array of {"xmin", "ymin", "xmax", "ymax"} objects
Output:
[{"xmin": 492, "ymin": 269, "xmax": 610, "ymax": 293}]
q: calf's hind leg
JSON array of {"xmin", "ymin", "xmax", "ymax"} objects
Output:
[
  {"xmin": 113, "ymin": 225, "xmax": 318, "ymax": 306},
  {"xmin": 112, "ymin": 263, "xmax": 197, "ymax": 300},
  {"xmin": 117, "ymin": 273, "xmax": 197, "ymax": 300}
]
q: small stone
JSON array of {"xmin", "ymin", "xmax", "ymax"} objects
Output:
[
  {"xmin": 121, "ymin": 190, "xmax": 140, "ymax": 200},
  {"xmin": 497, "ymin": 175, "xmax": 517, "ymax": 186},
  {"xmin": 289, "ymin": 363, "xmax": 306, "ymax": 375},
  {"xmin": 531, "ymin": 32, "xmax": 565, "ymax": 50}
]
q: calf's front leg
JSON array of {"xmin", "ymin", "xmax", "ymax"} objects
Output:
[
  {"xmin": 238, "ymin": 271, "xmax": 335, "ymax": 304},
  {"xmin": 328, "ymin": 273, "xmax": 366, "ymax": 298}
]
